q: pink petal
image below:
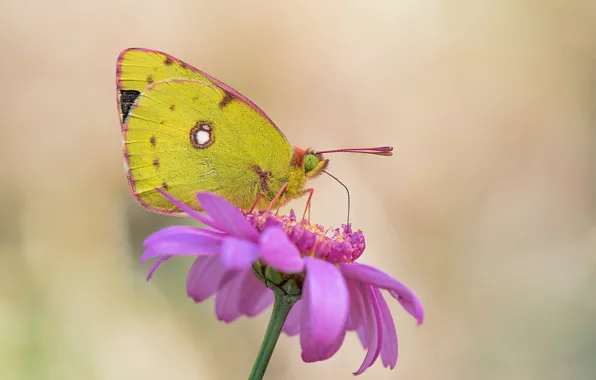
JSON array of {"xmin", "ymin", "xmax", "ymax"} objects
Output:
[
  {"xmin": 187, "ymin": 256, "xmax": 231, "ymax": 302},
  {"xmin": 345, "ymin": 278, "xmax": 368, "ymax": 348},
  {"xmin": 237, "ymin": 271, "xmax": 273, "ymax": 317},
  {"xmin": 155, "ymin": 188, "xmax": 218, "ymax": 228},
  {"xmin": 283, "ymin": 300, "xmax": 302, "ymax": 336},
  {"xmin": 389, "ymin": 289, "xmax": 424, "ymax": 324},
  {"xmin": 218, "ymin": 269, "xmax": 241, "ymax": 291},
  {"xmin": 196, "ymin": 192, "xmax": 260, "ymax": 241},
  {"xmin": 346, "ymin": 278, "xmax": 365, "ymax": 330},
  {"xmin": 373, "ymin": 288, "xmax": 398, "ymax": 369},
  {"xmin": 141, "ymin": 232, "xmax": 221, "ymax": 262},
  {"xmin": 143, "ymin": 226, "xmax": 224, "ymax": 246},
  {"xmin": 353, "ymin": 284, "xmax": 383, "ymax": 375},
  {"xmin": 356, "ymin": 324, "xmax": 369, "ymax": 351},
  {"xmin": 220, "ymin": 237, "xmax": 260, "ymax": 270},
  {"xmin": 259, "ymin": 227, "xmax": 305, "ymax": 273},
  {"xmin": 300, "ymin": 258, "xmax": 349, "ymax": 362},
  {"xmin": 340, "ymin": 263, "xmax": 424, "ymax": 325},
  {"xmin": 146, "ymin": 255, "xmax": 172, "ymax": 280},
  {"xmin": 215, "ymin": 269, "xmax": 250, "ymax": 322}
]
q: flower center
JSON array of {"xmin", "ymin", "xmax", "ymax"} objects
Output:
[{"xmin": 244, "ymin": 210, "xmax": 366, "ymax": 264}]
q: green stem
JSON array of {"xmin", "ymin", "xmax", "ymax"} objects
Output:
[{"xmin": 248, "ymin": 290, "xmax": 297, "ymax": 380}]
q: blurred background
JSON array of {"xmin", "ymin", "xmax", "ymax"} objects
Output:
[{"xmin": 1, "ymin": 0, "xmax": 596, "ymax": 379}]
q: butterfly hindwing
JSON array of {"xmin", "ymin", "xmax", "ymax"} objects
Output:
[{"xmin": 123, "ymin": 78, "xmax": 296, "ymax": 214}]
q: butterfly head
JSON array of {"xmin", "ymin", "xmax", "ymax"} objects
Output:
[{"xmin": 293, "ymin": 147, "xmax": 329, "ymax": 179}]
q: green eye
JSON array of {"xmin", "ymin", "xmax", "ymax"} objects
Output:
[{"xmin": 304, "ymin": 154, "xmax": 319, "ymax": 172}]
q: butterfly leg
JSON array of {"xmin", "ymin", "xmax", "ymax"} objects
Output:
[
  {"xmin": 301, "ymin": 188, "xmax": 314, "ymax": 222},
  {"xmin": 249, "ymin": 192, "xmax": 267, "ymax": 213},
  {"xmin": 266, "ymin": 183, "xmax": 288, "ymax": 213}
]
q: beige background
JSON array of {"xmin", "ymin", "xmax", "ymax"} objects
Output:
[{"xmin": 1, "ymin": 1, "xmax": 596, "ymax": 379}]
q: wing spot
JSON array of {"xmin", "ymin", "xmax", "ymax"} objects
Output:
[
  {"xmin": 147, "ymin": 75, "xmax": 154, "ymax": 84},
  {"xmin": 219, "ymin": 91, "xmax": 234, "ymax": 109},
  {"xmin": 164, "ymin": 56, "xmax": 174, "ymax": 66},
  {"xmin": 149, "ymin": 136, "xmax": 156, "ymax": 147},
  {"xmin": 190, "ymin": 122, "xmax": 214, "ymax": 149},
  {"xmin": 153, "ymin": 159, "xmax": 160, "ymax": 168},
  {"xmin": 170, "ymin": 104, "xmax": 176, "ymax": 111},
  {"xmin": 162, "ymin": 182, "xmax": 169, "ymax": 190}
]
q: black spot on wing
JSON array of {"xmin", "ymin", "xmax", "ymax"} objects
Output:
[{"xmin": 120, "ymin": 90, "xmax": 141, "ymax": 121}]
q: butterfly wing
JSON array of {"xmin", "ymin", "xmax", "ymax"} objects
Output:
[
  {"xmin": 117, "ymin": 49, "xmax": 298, "ymax": 214},
  {"xmin": 117, "ymin": 48, "xmax": 281, "ymax": 130}
]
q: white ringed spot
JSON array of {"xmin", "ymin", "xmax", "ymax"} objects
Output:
[{"xmin": 190, "ymin": 122, "xmax": 214, "ymax": 149}]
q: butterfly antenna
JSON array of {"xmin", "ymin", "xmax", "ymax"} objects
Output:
[
  {"xmin": 316, "ymin": 146, "xmax": 393, "ymax": 156},
  {"xmin": 323, "ymin": 170, "xmax": 351, "ymax": 225}
]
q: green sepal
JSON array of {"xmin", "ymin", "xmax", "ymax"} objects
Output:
[
  {"xmin": 264, "ymin": 266, "xmax": 283, "ymax": 285},
  {"xmin": 282, "ymin": 279, "xmax": 301, "ymax": 296}
]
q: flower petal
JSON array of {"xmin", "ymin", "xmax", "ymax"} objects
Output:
[
  {"xmin": 374, "ymin": 288, "xmax": 398, "ymax": 369},
  {"xmin": 197, "ymin": 192, "xmax": 260, "ymax": 241},
  {"xmin": 340, "ymin": 263, "xmax": 424, "ymax": 325},
  {"xmin": 283, "ymin": 300, "xmax": 302, "ymax": 336},
  {"xmin": 345, "ymin": 278, "xmax": 368, "ymax": 347},
  {"xmin": 237, "ymin": 271, "xmax": 273, "ymax": 317},
  {"xmin": 389, "ymin": 289, "xmax": 424, "ymax": 325},
  {"xmin": 141, "ymin": 230, "xmax": 222, "ymax": 262},
  {"xmin": 143, "ymin": 225, "xmax": 224, "ymax": 246},
  {"xmin": 356, "ymin": 322, "xmax": 369, "ymax": 351},
  {"xmin": 155, "ymin": 188, "xmax": 218, "ymax": 227},
  {"xmin": 187, "ymin": 256, "xmax": 231, "ymax": 302},
  {"xmin": 215, "ymin": 269, "xmax": 251, "ymax": 322},
  {"xmin": 220, "ymin": 237, "xmax": 260, "ymax": 270},
  {"xmin": 353, "ymin": 284, "xmax": 383, "ymax": 375},
  {"xmin": 300, "ymin": 257, "xmax": 349, "ymax": 362},
  {"xmin": 146, "ymin": 255, "xmax": 172, "ymax": 280},
  {"xmin": 259, "ymin": 226, "xmax": 305, "ymax": 273}
]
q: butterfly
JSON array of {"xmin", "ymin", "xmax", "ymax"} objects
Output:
[{"xmin": 117, "ymin": 48, "xmax": 392, "ymax": 216}]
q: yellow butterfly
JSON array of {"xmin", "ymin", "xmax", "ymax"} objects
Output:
[{"xmin": 117, "ymin": 48, "xmax": 392, "ymax": 215}]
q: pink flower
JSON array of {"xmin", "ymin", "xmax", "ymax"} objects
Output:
[{"xmin": 142, "ymin": 190, "xmax": 424, "ymax": 375}]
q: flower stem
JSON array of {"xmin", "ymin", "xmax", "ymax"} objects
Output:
[{"xmin": 248, "ymin": 290, "xmax": 297, "ymax": 380}]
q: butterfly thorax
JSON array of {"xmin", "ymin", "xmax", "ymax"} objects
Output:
[
  {"xmin": 248, "ymin": 148, "xmax": 328, "ymax": 211},
  {"xmin": 250, "ymin": 164, "xmax": 306, "ymax": 210}
]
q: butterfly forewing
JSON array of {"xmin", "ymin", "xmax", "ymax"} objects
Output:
[{"xmin": 117, "ymin": 48, "xmax": 286, "ymax": 134}]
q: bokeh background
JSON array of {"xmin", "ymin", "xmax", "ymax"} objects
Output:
[{"xmin": 2, "ymin": 1, "xmax": 596, "ymax": 379}]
